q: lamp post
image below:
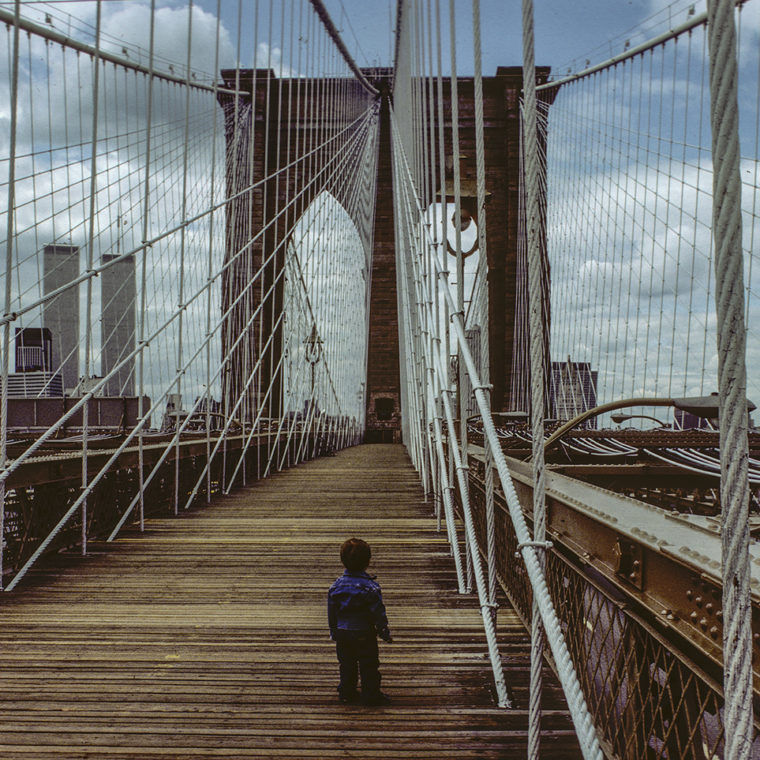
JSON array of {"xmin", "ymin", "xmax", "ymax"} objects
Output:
[
  {"xmin": 543, "ymin": 393, "xmax": 756, "ymax": 453},
  {"xmin": 304, "ymin": 323, "xmax": 322, "ymax": 408}
]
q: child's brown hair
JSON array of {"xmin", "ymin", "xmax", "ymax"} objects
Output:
[{"xmin": 340, "ymin": 538, "xmax": 371, "ymax": 572}]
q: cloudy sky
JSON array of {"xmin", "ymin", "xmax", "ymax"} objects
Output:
[
  {"xmin": 8, "ymin": 1, "xmax": 739, "ymax": 81},
  {"xmin": 542, "ymin": 1, "xmax": 760, "ymax": 419},
  {"xmin": 321, "ymin": 0, "xmax": 752, "ymax": 76},
  {"xmin": 0, "ymin": 0, "xmax": 383, "ymax": 426},
  {"xmin": 3, "ymin": 0, "xmax": 760, "ymax": 425}
]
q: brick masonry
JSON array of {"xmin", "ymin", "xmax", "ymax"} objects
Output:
[
  {"xmin": 365, "ymin": 79, "xmax": 402, "ymax": 442},
  {"xmin": 218, "ymin": 67, "xmax": 552, "ymax": 441}
]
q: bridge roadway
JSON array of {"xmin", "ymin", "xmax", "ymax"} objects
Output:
[{"xmin": 0, "ymin": 444, "xmax": 581, "ymax": 758}]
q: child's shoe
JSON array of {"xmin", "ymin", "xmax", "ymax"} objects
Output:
[{"xmin": 338, "ymin": 690, "xmax": 360, "ymax": 704}]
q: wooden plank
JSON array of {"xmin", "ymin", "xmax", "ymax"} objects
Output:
[{"xmin": 0, "ymin": 444, "xmax": 582, "ymax": 758}]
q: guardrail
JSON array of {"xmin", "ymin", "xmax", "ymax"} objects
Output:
[
  {"xmin": 2, "ymin": 428, "xmax": 336, "ymax": 587},
  {"xmin": 465, "ymin": 455, "xmax": 760, "ymax": 758}
]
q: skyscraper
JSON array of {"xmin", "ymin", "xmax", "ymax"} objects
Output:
[
  {"xmin": 101, "ymin": 253, "xmax": 136, "ymax": 396},
  {"xmin": 43, "ymin": 244, "xmax": 80, "ymax": 394},
  {"xmin": 550, "ymin": 359, "xmax": 598, "ymax": 423}
]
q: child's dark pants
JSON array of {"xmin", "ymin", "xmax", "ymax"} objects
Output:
[{"xmin": 335, "ymin": 630, "xmax": 381, "ymax": 699}]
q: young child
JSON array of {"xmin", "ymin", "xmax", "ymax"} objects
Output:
[{"xmin": 327, "ymin": 538, "xmax": 392, "ymax": 705}]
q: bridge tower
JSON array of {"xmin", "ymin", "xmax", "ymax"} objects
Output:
[{"xmin": 217, "ymin": 66, "xmax": 553, "ymax": 441}]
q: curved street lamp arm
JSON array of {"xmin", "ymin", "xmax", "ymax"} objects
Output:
[{"xmin": 540, "ymin": 396, "xmax": 676, "ymax": 455}]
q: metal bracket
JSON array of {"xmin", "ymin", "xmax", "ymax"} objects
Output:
[
  {"xmin": 515, "ymin": 540, "xmax": 553, "ymax": 558},
  {"xmin": 612, "ymin": 537, "xmax": 643, "ymax": 590}
]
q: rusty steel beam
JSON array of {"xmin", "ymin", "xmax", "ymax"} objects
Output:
[{"xmin": 473, "ymin": 452, "xmax": 760, "ymax": 694}]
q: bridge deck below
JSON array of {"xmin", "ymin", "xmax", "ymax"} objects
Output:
[{"xmin": 0, "ymin": 444, "xmax": 581, "ymax": 758}]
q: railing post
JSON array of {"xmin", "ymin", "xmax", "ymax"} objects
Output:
[
  {"xmin": 520, "ymin": 0, "xmax": 550, "ymax": 754},
  {"xmin": 81, "ymin": 0, "xmax": 103, "ymax": 556},
  {"xmin": 470, "ymin": 0, "xmax": 497, "ymax": 622}
]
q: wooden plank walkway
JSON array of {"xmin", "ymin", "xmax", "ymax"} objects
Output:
[{"xmin": 0, "ymin": 444, "xmax": 582, "ymax": 758}]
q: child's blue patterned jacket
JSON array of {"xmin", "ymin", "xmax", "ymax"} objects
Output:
[{"xmin": 327, "ymin": 570, "xmax": 391, "ymax": 641}]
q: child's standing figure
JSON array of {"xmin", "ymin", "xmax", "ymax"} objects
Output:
[{"xmin": 328, "ymin": 538, "xmax": 392, "ymax": 705}]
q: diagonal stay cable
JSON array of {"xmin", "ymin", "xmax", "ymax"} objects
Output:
[{"xmin": 391, "ymin": 104, "xmax": 603, "ymax": 758}]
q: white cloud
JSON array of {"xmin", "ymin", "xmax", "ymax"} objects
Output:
[
  {"xmin": 255, "ymin": 42, "xmax": 302, "ymax": 78},
  {"xmin": 101, "ymin": 3, "xmax": 236, "ymax": 81},
  {"xmin": 0, "ymin": 2, "xmax": 232, "ymax": 414}
]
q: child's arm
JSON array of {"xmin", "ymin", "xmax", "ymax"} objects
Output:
[
  {"xmin": 369, "ymin": 587, "xmax": 392, "ymax": 642},
  {"xmin": 327, "ymin": 591, "xmax": 338, "ymax": 640}
]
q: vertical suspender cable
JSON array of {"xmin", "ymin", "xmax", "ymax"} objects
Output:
[
  {"xmin": 520, "ymin": 1, "xmax": 548, "ymax": 753},
  {"xmin": 222, "ymin": 0, "xmax": 243, "ymax": 493},
  {"xmin": 705, "ymin": 1, "xmax": 753, "ymax": 756},
  {"xmin": 283, "ymin": 1, "xmax": 296, "ymax": 468},
  {"xmin": 433, "ymin": 0, "xmax": 455, "ymax": 547},
  {"xmin": 174, "ymin": 0, "xmax": 194, "ymax": 515},
  {"xmin": 238, "ymin": 6, "xmax": 252, "ymax": 487},
  {"xmin": 205, "ymin": 0, "xmax": 223, "ymax": 503},
  {"xmin": 137, "ymin": 0, "xmax": 157, "ymax": 530},
  {"xmin": 447, "ymin": 0, "xmax": 473, "ymax": 594},
  {"xmin": 82, "ymin": 0, "xmax": 103, "ymax": 555},
  {"xmin": 0, "ymin": 0, "xmax": 21, "ymax": 589},
  {"xmin": 269, "ymin": 0, "xmax": 286, "ymax": 473},
  {"xmin": 424, "ymin": 0, "xmax": 440, "ymax": 525},
  {"xmin": 470, "ymin": 0, "xmax": 497, "ymax": 625},
  {"xmin": 261, "ymin": 0, "xmax": 274, "ymax": 473}
]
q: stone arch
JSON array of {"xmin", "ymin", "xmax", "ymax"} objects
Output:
[
  {"xmin": 282, "ymin": 188, "xmax": 368, "ymax": 423},
  {"xmin": 217, "ymin": 66, "xmax": 556, "ymax": 435}
]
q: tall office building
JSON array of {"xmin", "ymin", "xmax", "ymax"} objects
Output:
[
  {"xmin": 550, "ymin": 359, "xmax": 598, "ymax": 424},
  {"xmin": 101, "ymin": 253, "xmax": 136, "ymax": 396},
  {"xmin": 674, "ymin": 409, "xmax": 712, "ymax": 430},
  {"xmin": 43, "ymin": 244, "xmax": 80, "ymax": 393}
]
